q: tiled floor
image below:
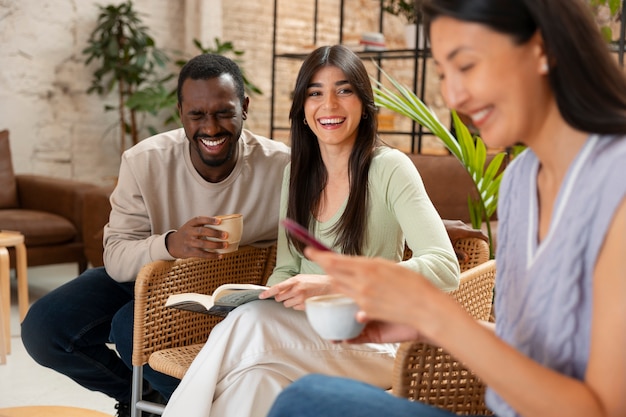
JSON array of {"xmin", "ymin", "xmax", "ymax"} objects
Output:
[{"xmin": 0, "ymin": 264, "xmax": 116, "ymax": 414}]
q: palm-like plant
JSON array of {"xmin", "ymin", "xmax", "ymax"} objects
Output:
[{"xmin": 373, "ymin": 69, "xmax": 506, "ymax": 257}]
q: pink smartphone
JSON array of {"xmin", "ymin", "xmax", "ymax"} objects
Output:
[{"xmin": 281, "ymin": 218, "xmax": 331, "ymax": 252}]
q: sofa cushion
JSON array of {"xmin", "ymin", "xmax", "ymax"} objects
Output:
[
  {"xmin": 0, "ymin": 209, "xmax": 77, "ymax": 246},
  {"xmin": 407, "ymin": 154, "xmax": 478, "ymax": 223},
  {"xmin": 0, "ymin": 130, "xmax": 19, "ymax": 209},
  {"xmin": 82, "ymin": 185, "xmax": 114, "ymax": 268},
  {"xmin": 406, "ymin": 153, "xmax": 500, "ymax": 224}
]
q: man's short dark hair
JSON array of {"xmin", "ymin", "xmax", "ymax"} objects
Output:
[{"xmin": 177, "ymin": 54, "xmax": 246, "ymax": 105}]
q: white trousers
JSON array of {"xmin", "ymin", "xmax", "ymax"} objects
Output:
[{"xmin": 162, "ymin": 300, "xmax": 397, "ymax": 417}]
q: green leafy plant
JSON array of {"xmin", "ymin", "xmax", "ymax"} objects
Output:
[
  {"xmin": 373, "ymin": 69, "xmax": 506, "ymax": 257},
  {"xmin": 190, "ymin": 38, "xmax": 263, "ymax": 97},
  {"xmin": 125, "ymin": 38, "xmax": 263, "ymax": 136},
  {"xmin": 382, "ymin": 0, "xmax": 418, "ymax": 24},
  {"xmin": 587, "ymin": 0, "xmax": 622, "ymax": 42},
  {"xmin": 82, "ymin": 0, "xmax": 169, "ymax": 152}
]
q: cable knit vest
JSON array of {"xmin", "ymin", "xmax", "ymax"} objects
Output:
[{"xmin": 485, "ymin": 134, "xmax": 626, "ymax": 416}]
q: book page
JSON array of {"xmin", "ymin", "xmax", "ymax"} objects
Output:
[
  {"xmin": 164, "ymin": 284, "xmax": 270, "ymax": 316},
  {"xmin": 212, "ymin": 283, "xmax": 269, "ymax": 300},
  {"xmin": 214, "ymin": 288, "xmax": 267, "ymax": 307},
  {"xmin": 165, "ymin": 292, "xmax": 215, "ymax": 312}
]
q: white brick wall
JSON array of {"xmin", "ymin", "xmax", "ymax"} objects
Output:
[
  {"xmin": 0, "ymin": 0, "xmax": 446, "ymax": 185},
  {"xmin": 0, "ymin": 0, "xmax": 187, "ymax": 184}
]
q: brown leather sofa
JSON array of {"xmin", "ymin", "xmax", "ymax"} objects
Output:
[
  {"xmin": 0, "ymin": 130, "xmax": 99, "ymax": 274},
  {"xmin": 408, "ymin": 153, "xmax": 499, "ymax": 251},
  {"xmin": 82, "ymin": 185, "xmax": 115, "ymax": 268},
  {"xmin": 408, "ymin": 153, "xmax": 486, "ymax": 223}
]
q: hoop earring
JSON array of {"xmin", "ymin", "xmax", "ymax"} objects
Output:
[
  {"xmin": 303, "ymin": 118, "xmax": 308, "ymax": 125},
  {"xmin": 362, "ymin": 113, "xmax": 368, "ymax": 119}
]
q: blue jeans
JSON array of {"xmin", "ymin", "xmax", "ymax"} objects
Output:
[
  {"xmin": 20, "ymin": 267, "xmax": 179, "ymax": 402},
  {"xmin": 268, "ymin": 374, "xmax": 488, "ymax": 417}
]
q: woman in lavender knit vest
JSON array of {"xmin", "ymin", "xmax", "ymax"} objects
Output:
[{"xmin": 267, "ymin": 0, "xmax": 626, "ymax": 416}]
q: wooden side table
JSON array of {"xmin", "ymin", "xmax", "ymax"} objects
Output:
[
  {"xmin": 0, "ymin": 272, "xmax": 5, "ymax": 364},
  {"xmin": 0, "ymin": 230, "xmax": 29, "ymax": 356},
  {"xmin": 0, "ymin": 406, "xmax": 112, "ymax": 417}
]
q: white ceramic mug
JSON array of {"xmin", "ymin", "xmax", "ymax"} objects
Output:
[
  {"xmin": 204, "ymin": 214, "xmax": 243, "ymax": 254},
  {"xmin": 305, "ymin": 294, "xmax": 365, "ymax": 340}
]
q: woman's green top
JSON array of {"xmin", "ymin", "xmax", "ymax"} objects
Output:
[{"xmin": 267, "ymin": 146, "xmax": 460, "ymax": 291}]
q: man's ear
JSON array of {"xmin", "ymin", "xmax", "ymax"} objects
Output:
[
  {"xmin": 177, "ymin": 102, "xmax": 182, "ymax": 119},
  {"xmin": 242, "ymin": 97, "xmax": 250, "ymax": 120}
]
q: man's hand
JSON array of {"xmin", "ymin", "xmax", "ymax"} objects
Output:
[
  {"xmin": 443, "ymin": 219, "xmax": 488, "ymax": 261},
  {"xmin": 165, "ymin": 216, "xmax": 231, "ymax": 259}
]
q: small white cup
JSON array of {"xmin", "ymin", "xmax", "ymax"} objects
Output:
[
  {"xmin": 305, "ymin": 294, "xmax": 365, "ymax": 340},
  {"xmin": 204, "ymin": 214, "xmax": 243, "ymax": 254}
]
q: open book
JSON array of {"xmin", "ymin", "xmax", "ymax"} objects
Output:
[{"xmin": 165, "ymin": 283, "xmax": 270, "ymax": 317}]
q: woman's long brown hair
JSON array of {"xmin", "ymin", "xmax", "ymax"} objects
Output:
[{"xmin": 287, "ymin": 45, "xmax": 380, "ymax": 255}]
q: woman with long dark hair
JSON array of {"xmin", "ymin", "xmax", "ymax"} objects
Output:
[
  {"xmin": 267, "ymin": 1, "xmax": 626, "ymax": 416},
  {"xmin": 264, "ymin": 45, "xmax": 458, "ymax": 293},
  {"xmin": 284, "ymin": 44, "xmax": 379, "ymax": 256},
  {"xmin": 162, "ymin": 45, "xmax": 459, "ymax": 417}
]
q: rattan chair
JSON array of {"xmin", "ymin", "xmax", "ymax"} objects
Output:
[
  {"xmin": 132, "ymin": 237, "xmax": 489, "ymax": 416},
  {"xmin": 403, "ymin": 237, "xmax": 490, "ymax": 273},
  {"xmin": 148, "ymin": 237, "xmax": 490, "ymax": 379},
  {"xmin": 130, "ymin": 245, "xmax": 277, "ymax": 417},
  {"xmin": 391, "ymin": 259, "xmax": 496, "ymax": 415}
]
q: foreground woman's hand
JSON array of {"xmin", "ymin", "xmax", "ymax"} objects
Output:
[
  {"xmin": 346, "ymin": 321, "xmax": 424, "ymax": 344},
  {"xmin": 303, "ymin": 247, "xmax": 458, "ymax": 341}
]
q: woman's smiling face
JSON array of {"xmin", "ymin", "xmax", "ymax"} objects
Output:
[
  {"xmin": 303, "ymin": 65, "xmax": 363, "ymax": 152},
  {"xmin": 430, "ymin": 16, "xmax": 550, "ymax": 148}
]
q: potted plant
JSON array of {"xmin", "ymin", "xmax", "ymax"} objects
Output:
[
  {"xmin": 125, "ymin": 37, "xmax": 263, "ymax": 136},
  {"xmin": 586, "ymin": 0, "xmax": 622, "ymax": 42},
  {"xmin": 82, "ymin": 0, "xmax": 169, "ymax": 153},
  {"xmin": 382, "ymin": 0, "xmax": 417, "ymax": 24},
  {"xmin": 83, "ymin": 1, "xmax": 264, "ymax": 151},
  {"xmin": 382, "ymin": 0, "xmax": 423, "ymax": 49},
  {"xmin": 373, "ymin": 68, "xmax": 509, "ymax": 258}
]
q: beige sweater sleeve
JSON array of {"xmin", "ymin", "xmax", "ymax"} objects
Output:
[{"xmin": 103, "ymin": 129, "xmax": 289, "ymax": 282}]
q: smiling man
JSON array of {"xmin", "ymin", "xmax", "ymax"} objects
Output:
[{"xmin": 20, "ymin": 54, "xmax": 290, "ymax": 417}]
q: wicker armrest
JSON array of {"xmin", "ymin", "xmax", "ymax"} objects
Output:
[
  {"xmin": 404, "ymin": 237, "xmax": 490, "ymax": 273},
  {"xmin": 391, "ymin": 260, "xmax": 496, "ymax": 415},
  {"xmin": 453, "ymin": 238, "xmax": 490, "ymax": 272},
  {"xmin": 448, "ymin": 259, "xmax": 495, "ymax": 321},
  {"xmin": 392, "ymin": 342, "xmax": 492, "ymax": 415},
  {"xmin": 131, "ymin": 244, "xmax": 277, "ymax": 369}
]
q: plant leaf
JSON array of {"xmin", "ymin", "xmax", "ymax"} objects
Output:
[{"xmin": 373, "ymin": 67, "xmax": 508, "ymax": 257}]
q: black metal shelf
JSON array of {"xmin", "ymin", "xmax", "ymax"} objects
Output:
[
  {"xmin": 270, "ymin": 0, "xmax": 624, "ymax": 154},
  {"xmin": 275, "ymin": 48, "xmax": 430, "ymax": 61},
  {"xmin": 270, "ymin": 0, "xmax": 431, "ymax": 153}
]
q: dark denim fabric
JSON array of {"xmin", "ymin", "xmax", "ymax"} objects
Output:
[{"xmin": 21, "ymin": 266, "xmax": 179, "ymax": 402}]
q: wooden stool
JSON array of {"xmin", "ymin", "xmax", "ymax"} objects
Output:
[
  {"xmin": 0, "ymin": 406, "xmax": 111, "ymax": 417},
  {"xmin": 0, "ymin": 231, "xmax": 29, "ymax": 355},
  {"xmin": 0, "ymin": 274, "xmax": 5, "ymax": 364}
]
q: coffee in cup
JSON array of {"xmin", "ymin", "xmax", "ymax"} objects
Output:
[
  {"xmin": 305, "ymin": 294, "xmax": 365, "ymax": 340},
  {"xmin": 204, "ymin": 214, "xmax": 243, "ymax": 254}
]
